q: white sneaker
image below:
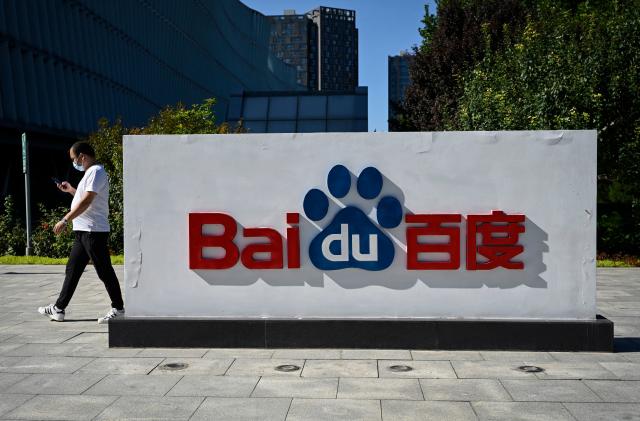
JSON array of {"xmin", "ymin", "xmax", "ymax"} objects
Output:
[
  {"xmin": 38, "ymin": 304, "xmax": 65, "ymax": 322},
  {"xmin": 98, "ymin": 308, "xmax": 125, "ymax": 324}
]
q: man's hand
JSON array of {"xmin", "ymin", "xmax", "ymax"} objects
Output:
[
  {"xmin": 53, "ymin": 220, "xmax": 67, "ymax": 235},
  {"xmin": 57, "ymin": 182, "xmax": 76, "ymax": 195}
]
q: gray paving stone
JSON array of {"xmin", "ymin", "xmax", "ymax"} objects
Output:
[
  {"xmin": 189, "ymin": 397, "xmax": 291, "ymax": 421},
  {"xmin": 584, "ymin": 380, "xmax": 640, "ymax": 402},
  {"xmin": 271, "ymin": 349, "xmax": 341, "ymax": 360},
  {"xmin": 341, "ymin": 349, "xmax": 411, "ymax": 360},
  {"xmin": 338, "ymin": 378, "xmax": 423, "ymax": 400},
  {"xmin": 0, "ymin": 344, "xmax": 22, "ymax": 355},
  {"xmin": 70, "ymin": 344, "xmax": 143, "ymax": 358},
  {"xmin": 623, "ymin": 352, "xmax": 640, "ymax": 362},
  {"xmin": 472, "ymin": 401, "xmax": 574, "ymax": 421},
  {"xmin": 93, "ymin": 395, "xmax": 203, "ymax": 420},
  {"xmin": 149, "ymin": 358, "xmax": 233, "ymax": 376},
  {"xmin": 4, "ymin": 332, "xmax": 82, "ymax": 344},
  {"xmin": 381, "ymin": 400, "xmax": 476, "ymax": 421},
  {"xmin": 0, "ymin": 325, "xmax": 61, "ymax": 336},
  {"xmin": 64, "ymin": 333, "xmax": 107, "ymax": 345},
  {"xmin": 167, "ymin": 375, "xmax": 259, "ymax": 397},
  {"xmin": 410, "ymin": 350, "xmax": 484, "ymax": 361},
  {"xmin": 136, "ymin": 348, "xmax": 208, "ymax": 358},
  {"xmin": 203, "ymin": 348, "xmax": 274, "ymax": 359},
  {"xmin": 3, "ymin": 356, "xmax": 94, "ymax": 374},
  {"xmin": 302, "ymin": 360, "xmax": 377, "ymax": 378},
  {"xmin": 3, "ymin": 343, "xmax": 96, "ymax": 357},
  {"xmin": 599, "ymin": 362, "xmax": 640, "ymax": 380},
  {"xmin": 534, "ymin": 362, "xmax": 618, "ymax": 380},
  {"xmin": 252, "ymin": 377, "xmax": 337, "ymax": 398},
  {"xmin": 2, "ymin": 343, "xmax": 140, "ymax": 358},
  {"xmin": 0, "ymin": 334, "xmax": 18, "ymax": 343},
  {"xmin": 0, "ymin": 394, "xmax": 33, "ymax": 418},
  {"xmin": 564, "ymin": 402, "xmax": 640, "ymax": 421},
  {"xmin": 451, "ymin": 361, "xmax": 537, "ymax": 379},
  {"xmin": 77, "ymin": 357, "xmax": 164, "ymax": 375},
  {"xmin": 420, "ymin": 378, "xmax": 511, "ymax": 401},
  {"xmin": 83, "ymin": 374, "xmax": 182, "ymax": 396},
  {"xmin": 501, "ymin": 379, "xmax": 601, "ymax": 402},
  {"xmin": 226, "ymin": 359, "xmax": 304, "ymax": 377},
  {"xmin": 549, "ymin": 352, "xmax": 631, "ymax": 363},
  {"xmin": 0, "ymin": 374, "xmax": 29, "ymax": 392},
  {"xmin": 4, "ymin": 394, "xmax": 117, "ymax": 420},
  {"xmin": 480, "ymin": 351, "xmax": 555, "ymax": 362},
  {"xmin": 287, "ymin": 398, "xmax": 381, "ymax": 421},
  {"xmin": 378, "ymin": 360, "xmax": 457, "ymax": 379},
  {"xmin": 7, "ymin": 373, "xmax": 105, "ymax": 395},
  {"xmin": 0, "ymin": 357, "xmax": 25, "ymax": 371}
]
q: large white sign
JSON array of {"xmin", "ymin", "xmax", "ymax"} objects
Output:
[{"xmin": 123, "ymin": 131, "xmax": 596, "ymax": 320}]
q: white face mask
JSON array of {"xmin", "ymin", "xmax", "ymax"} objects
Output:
[{"xmin": 73, "ymin": 158, "xmax": 84, "ymax": 172}]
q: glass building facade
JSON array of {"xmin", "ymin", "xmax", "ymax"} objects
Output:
[
  {"xmin": 227, "ymin": 87, "xmax": 367, "ymax": 133},
  {"xmin": 0, "ymin": 0, "xmax": 299, "ymax": 214},
  {"xmin": 0, "ymin": 0, "xmax": 299, "ymax": 136}
]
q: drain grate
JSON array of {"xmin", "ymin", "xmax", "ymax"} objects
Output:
[
  {"xmin": 159, "ymin": 362, "xmax": 189, "ymax": 371},
  {"xmin": 275, "ymin": 364, "xmax": 301, "ymax": 372},
  {"xmin": 388, "ymin": 365, "xmax": 413, "ymax": 372},
  {"xmin": 516, "ymin": 365, "xmax": 544, "ymax": 373}
]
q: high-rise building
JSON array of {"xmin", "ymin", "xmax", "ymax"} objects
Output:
[
  {"xmin": 310, "ymin": 6, "xmax": 358, "ymax": 91},
  {"xmin": 269, "ymin": 6, "xmax": 358, "ymax": 92},
  {"xmin": 388, "ymin": 52, "xmax": 413, "ymax": 125},
  {"xmin": 268, "ymin": 10, "xmax": 317, "ymax": 89}
]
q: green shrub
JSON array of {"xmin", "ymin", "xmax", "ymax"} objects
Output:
[
  {"xmin": 0, "ymin": 196, "xmax": 26, "ymax": 255},
  {"xmin": 31, "ymin": 203, "xmax": 75, "ymax": 258}
]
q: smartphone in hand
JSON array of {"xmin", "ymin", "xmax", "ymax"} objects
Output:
[{"xmin": 51, "ymin": 177, "xmax": 61, "ymax": 185}]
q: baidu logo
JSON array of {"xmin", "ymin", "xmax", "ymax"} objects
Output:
[
  {"xmin": 304, "ymin": 165, "xmax": 402, "ymax": 271},
  {"xmin": 188, "ymin": 164, "xmax": 527, "ymax": 272}
]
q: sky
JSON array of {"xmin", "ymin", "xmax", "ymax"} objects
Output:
[{"xmin": 241, "ymin": 0, "xmax": 435, "ymax": 132}]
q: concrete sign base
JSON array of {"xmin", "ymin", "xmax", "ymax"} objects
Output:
[{"xmin": 109, "ymin": 316, "xmax": 613, "ymax": 351}]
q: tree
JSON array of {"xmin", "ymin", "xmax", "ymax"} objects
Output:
[
  {"xmin": 391, "ymin": 0, "xmax": 528, "ymax": 131},
  {"xmin": 453, "ymin": 0, "xmax": 640, "ymax": 253}
]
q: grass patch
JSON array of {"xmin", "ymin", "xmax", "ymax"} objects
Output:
[
  {"xmin": 0, "ymin": 255, "xmax": 124, "ymax": 265},
  {"xmin": 597, "ymin": 253, "xmax": 640, "ymax": 268},
  {"xmin": 596, "ymin": 259, "xmax": 634, "ymax": 268}
]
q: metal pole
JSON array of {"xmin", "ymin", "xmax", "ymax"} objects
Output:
[{"xmin": 22, "ymin": 133, "xmax": 32, "ymax": 256}]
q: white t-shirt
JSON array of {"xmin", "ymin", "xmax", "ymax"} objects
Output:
[{"xmin": 71, "ymin": 164, "xmax": 110, "ymax": 232}]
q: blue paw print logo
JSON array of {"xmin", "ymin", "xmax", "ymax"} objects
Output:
[{"xmin": 303, "ymin": 165, "xmax": 403, "ymax": 271}]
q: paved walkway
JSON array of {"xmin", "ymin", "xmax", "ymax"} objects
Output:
[{"xmin": 0, "ymin": 265, "xmax": 638, "ymax": 420}]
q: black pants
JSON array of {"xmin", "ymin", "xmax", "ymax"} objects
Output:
[{"xmin": 55, "ymin": 231, "xmax": 124, "ymax": 310}]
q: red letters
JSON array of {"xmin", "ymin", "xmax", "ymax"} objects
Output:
[
  {"xmin": 286, "ymin": 213, "xmax": 301, "ymax": 268},
  {"xmin": 189, "ymin": 210, "xmax": 526, "ymax": 271},
  {"xmin": 189, "ymin": 213, "xmax": 300, "ymax": 270},
  {"xmin": 466, "ymin": 211, "xmax": 525, "ymax": 270},
  {"xmin": 241, "ymin": 228, "xmax": 283, "ymax": 269},
  {"xmin": 406, "ymin": 214, "xmax": 462, "ymax": 270},
  {"xmin": 189, "ymin": 213, "xmax": 239, "ymax": 270}
]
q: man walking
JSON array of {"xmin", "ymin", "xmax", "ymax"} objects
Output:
[{"xmin": 38, "ymin": 141, "xmax": 125, "ymax": 324}]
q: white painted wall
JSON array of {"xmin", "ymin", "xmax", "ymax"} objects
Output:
[{"xmin": 123, "ymin": 131, "xmax": 597, "ymax": 320}]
